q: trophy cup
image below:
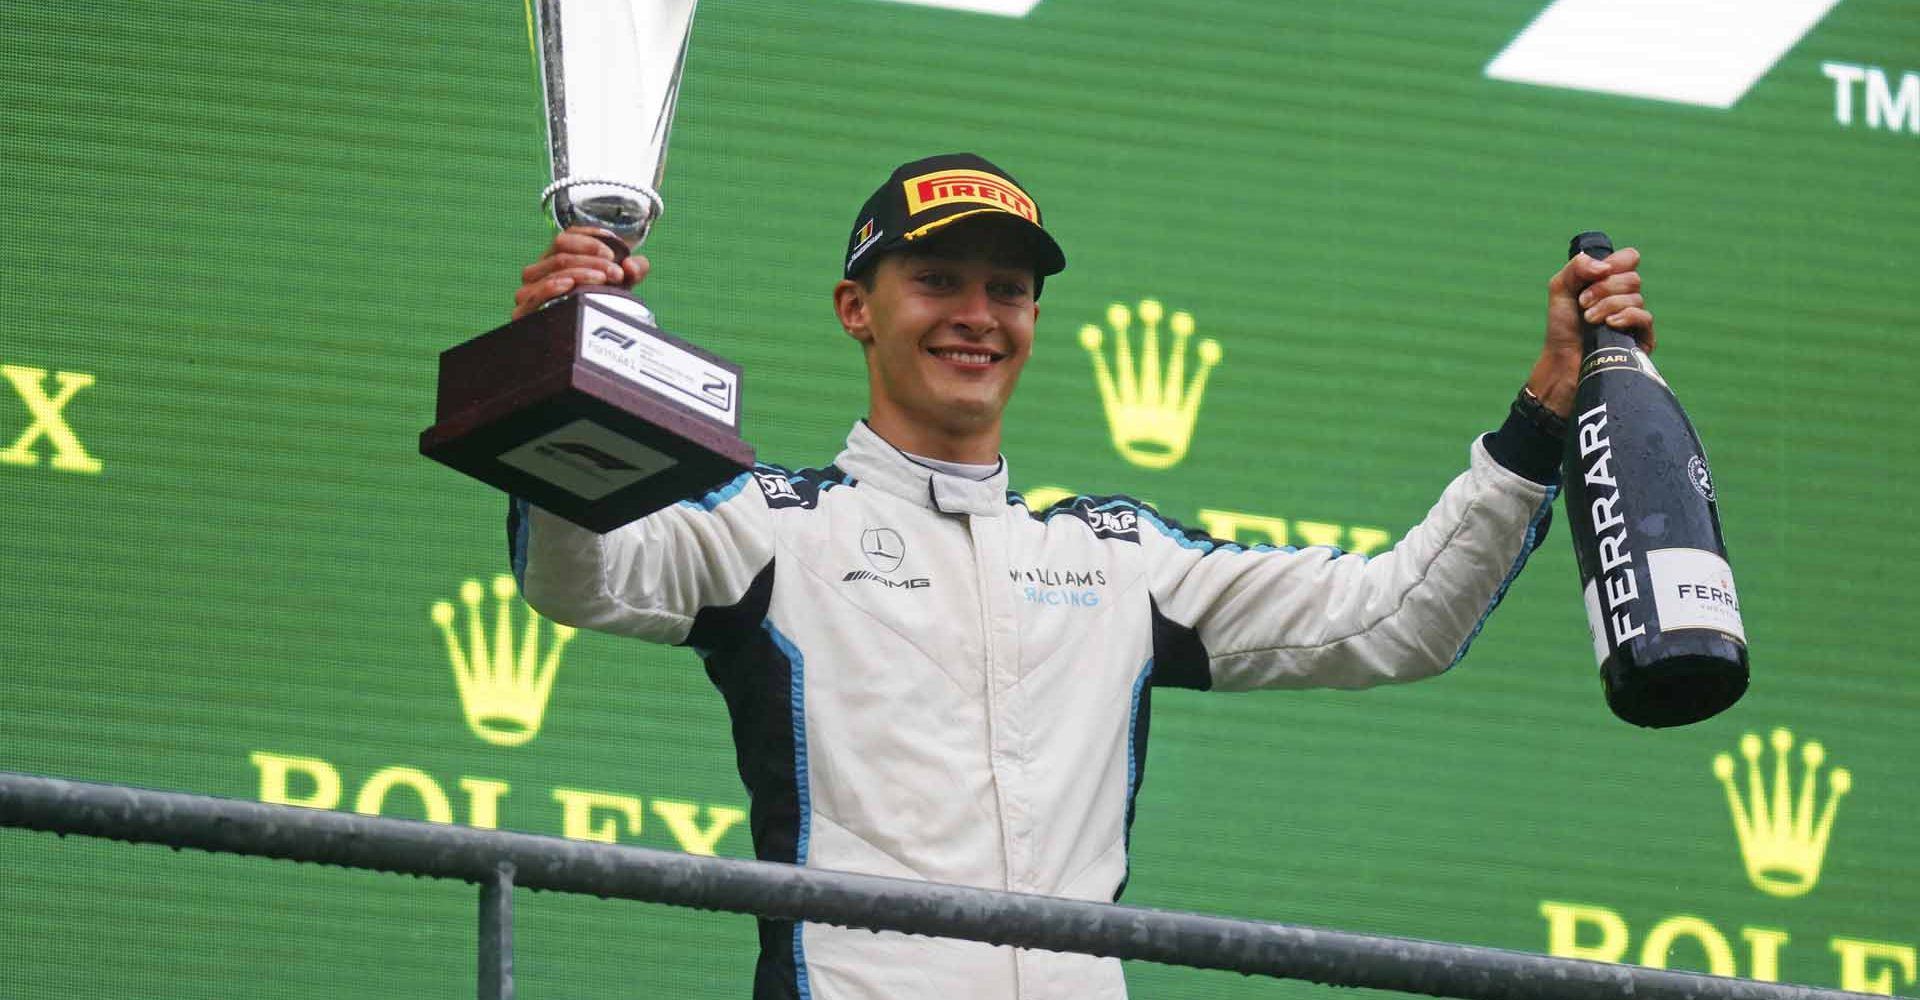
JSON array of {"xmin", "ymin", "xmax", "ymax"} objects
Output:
[{"xmin": 420, "ymin": 0, "xmax": 753, "ymax": 533}]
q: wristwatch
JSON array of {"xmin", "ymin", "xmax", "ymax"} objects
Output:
[{"xmin": 1516, "ymin": 385, "xmax": 1567, "ymax": 439}]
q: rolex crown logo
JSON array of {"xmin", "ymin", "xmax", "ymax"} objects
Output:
[
  {"xmin": 1711, "ymin": 727, "xmax": 1851, "ymax": 898},
  {"xmin": 430, "ymin": 575, "xmax": 577, "ymax": 747},
  {"xmin": 1079, "ymin": 299, "xmax": 1222, "ymax": 470}
]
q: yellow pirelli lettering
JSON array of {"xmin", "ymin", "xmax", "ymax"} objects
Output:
[{"xmin": 902, "ymin": 169, "xmax": 1038, "ymax": 222}]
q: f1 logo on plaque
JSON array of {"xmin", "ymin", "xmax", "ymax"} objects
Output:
[{"xmin": 420, "ymin": 0, "xmax": 753, "ymax": 532}]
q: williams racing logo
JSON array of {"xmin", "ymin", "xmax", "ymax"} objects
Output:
[
  {"xmin": 1012, "ymin": 566, "xmax": 1107, "ymax": 608},
  {"xmin": 902, "ymin": 169, "xmax": 1038, "ymax": 224}
]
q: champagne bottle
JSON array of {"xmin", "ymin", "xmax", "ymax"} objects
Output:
[{"xmin": 1561, "ymin": 231, "xmax": 1748, "ymax": 728}]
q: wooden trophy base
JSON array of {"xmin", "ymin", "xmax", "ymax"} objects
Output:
[{"xmin": 420, "ymin": 287, "xmax": 754, "ymax": 533}]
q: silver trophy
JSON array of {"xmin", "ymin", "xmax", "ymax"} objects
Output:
[
  {"xmin": 420, "ymin": 0, "xmax": 752, "ymax": 533},
  {"xmin": 534, "ymin": 0, "xmax": 698, "ymax": 254}
]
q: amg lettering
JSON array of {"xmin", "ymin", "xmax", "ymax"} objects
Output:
[
  {"xmin": 1579, "ymin": 403, "xmax": 1647, "ymax": 646},
  {"xmin": 842, "ymin": 570, "xmax": 932, "ymax": 590}
]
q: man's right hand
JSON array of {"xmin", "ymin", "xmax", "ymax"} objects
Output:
[{"xmin": 512, "ymin": 227, "xmax": 650, "ymax": 320}]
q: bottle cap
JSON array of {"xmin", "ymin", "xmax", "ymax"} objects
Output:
[{"xmin": 1570, "ymin": 231, "xmax": 1614, "ymax": 261}]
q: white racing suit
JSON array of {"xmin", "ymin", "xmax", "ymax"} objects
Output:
[{"xmin": 509, "ymin": 416, "xmax": 1560, "ymax": 1000}]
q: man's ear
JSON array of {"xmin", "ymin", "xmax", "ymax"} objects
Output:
[{"xmin": 833, "ymin": 278, "xmax": 873, "ymax": 346}]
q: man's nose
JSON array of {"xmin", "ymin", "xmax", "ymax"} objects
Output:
[{"xmin": 947, "ymin": 282, "xmax": 995, "ymax": 333}]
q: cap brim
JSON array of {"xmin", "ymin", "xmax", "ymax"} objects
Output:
[{"xmin": 902, "ymin": 207, "xmax": 1066, "ymax": 277}]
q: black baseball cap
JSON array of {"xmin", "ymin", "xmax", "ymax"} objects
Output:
[{"xmin": 844, "ymin": 153, "xmax": 1067, "ymax": 290}]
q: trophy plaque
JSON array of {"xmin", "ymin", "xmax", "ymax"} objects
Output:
[{"xmin": 420, "ymin": 0, "xmax": 753, "ymax": 534}]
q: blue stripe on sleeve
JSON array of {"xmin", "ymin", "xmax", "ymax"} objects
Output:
[
  {"xmin": 1447, "ymin": 485, "xmax": 1559, "ymax": 669},
  {"xmin": 679, "ymin": 469, "xmax": 754, "ymax": 512}
]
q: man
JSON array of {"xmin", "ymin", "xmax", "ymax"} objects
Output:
[{"xmin": 507, "ymin": 153, "xmax": 1652, "ymax": 999}]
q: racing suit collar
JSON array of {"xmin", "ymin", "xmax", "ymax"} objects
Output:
[{"xmin": 839, "ymin": 420, "xmax": 1010, "ymax": 517}]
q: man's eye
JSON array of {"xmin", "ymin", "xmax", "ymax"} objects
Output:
[
  {"xmin": 991, "ymin": 281, "xmax": 1029, "ymax": 299},
  {"xmin": 917, "ymin": 271, "xmax": 954, "ymax": 287}
]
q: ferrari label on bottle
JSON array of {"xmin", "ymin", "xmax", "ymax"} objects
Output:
[
  {"xmin": 1577, "ymin": 401, "xmax": 1648, "ymax": 648},
  {"xmin": 1647, "ymin": 548, "xmax": 1747, "ymax": 641}
]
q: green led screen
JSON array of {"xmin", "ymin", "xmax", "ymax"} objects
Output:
[{"xmin": 2, "ymin": 1, "xmax": 1916, "ymax": 997}]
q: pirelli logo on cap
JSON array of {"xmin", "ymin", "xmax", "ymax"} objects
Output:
[{"xmin": 902, "ymin": 170, "xmax": 1038, "ymax": 224}]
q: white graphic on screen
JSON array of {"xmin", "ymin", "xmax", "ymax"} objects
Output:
[
  {"xmin": 1821, "ymin": 62, "xmax": 1920, "ymax": 133},
  {"xmin": 871, "ymin": 0, "xmax": 1043, "ymax": 16},
  {"xmin": 1485, "ymin": 0, "xmax": 1845, "ymax": 109}
]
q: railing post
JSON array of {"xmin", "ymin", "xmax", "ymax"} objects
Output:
[{"xmin": 479, "ymin": 860, "xmax": 515, "ymax": 1000}]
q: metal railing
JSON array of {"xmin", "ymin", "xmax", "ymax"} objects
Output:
[{"xmin": 0, "ymin": 771, "xmax": 1879, "ymax": 1000}]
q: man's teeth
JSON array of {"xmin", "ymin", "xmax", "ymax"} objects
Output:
[{"xmin": 931, "ymin": 349, "xmax": 996, "ymax": 364}]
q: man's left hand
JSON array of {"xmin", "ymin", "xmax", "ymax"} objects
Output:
[{"xmin": 1528, "ymin": 247, "xmax": 1656, "ymax": 417}]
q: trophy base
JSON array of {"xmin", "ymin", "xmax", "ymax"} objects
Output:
[{"xmin": 421, "ymin": 287, "xmax": 754, "ymax": 534}]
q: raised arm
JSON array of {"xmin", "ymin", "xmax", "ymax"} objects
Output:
[
  {"xmin": 509, "ymin": 475, "xmax": 773, "ymax": 645},
  {"xmin": 504, "ymin": 228, "xmax": 772, "ymax": 645},
  {"xmin": 1150, "ymin": 241, "xmax": 1659, "ymax": 690},
  {"xmin": 1146, "ymin": 417, "xmax": 1558, "ymax": 692}
]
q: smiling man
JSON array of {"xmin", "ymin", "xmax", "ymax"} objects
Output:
[{"xmin": 505, "ymin": 153, "xmax": 1651, "ymax": 1000}]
